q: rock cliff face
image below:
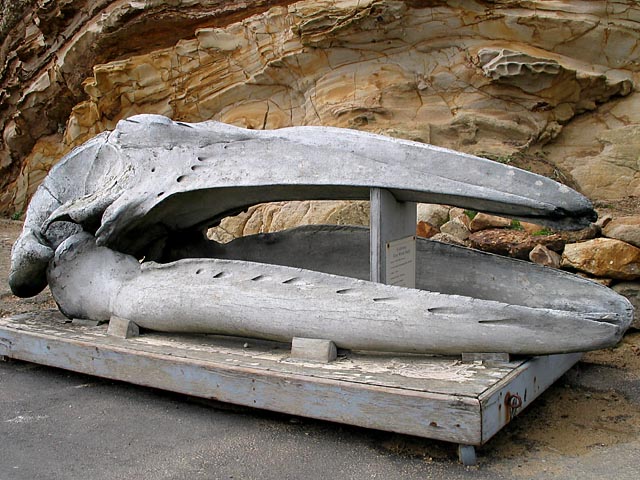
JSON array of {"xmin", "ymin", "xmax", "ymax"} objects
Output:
[{"xmin": 1, "ymin": 0, "xmax": 639, "ymax": 217}]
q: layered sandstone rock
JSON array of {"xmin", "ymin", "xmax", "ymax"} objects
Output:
[{"xmin": 1, "ymin": 0, "xmax": 639, "ymax": 219}]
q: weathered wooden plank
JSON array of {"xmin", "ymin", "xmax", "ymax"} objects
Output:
[
  {"xmin": 0, "ymin": 313, "xmax": 483, "ymax": 444},
  {"xmin": 479, "ymin": 353, "xmax": 581, "ymax": 443}
]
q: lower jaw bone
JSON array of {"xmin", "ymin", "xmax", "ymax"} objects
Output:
[{"xmin": 47, "ymin": 230, "xmax": 631, "ymax": 356}]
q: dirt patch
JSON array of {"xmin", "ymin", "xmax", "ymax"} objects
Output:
[
  {"xmin": 489, "ymin": 384, "xmax": 640, "ymax": 456},
  {"xmin": 582, "ymin": 332, "xmax": 640, "ymax": 374},
  {"xmin": 593, "ymin": 196, "xmax": 640, "ymax": 219}
]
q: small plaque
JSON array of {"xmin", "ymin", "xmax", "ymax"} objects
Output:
[{"xmin": 385, "ymin": 235, "xmax": 416, "ymax": 288}]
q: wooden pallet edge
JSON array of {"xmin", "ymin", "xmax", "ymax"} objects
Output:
[
  {"xmin": 478, "ymin": 352, "xmax": 582, "ymax": 444},
  {"xmin": 0, "ymin": 320, "xmax": 483, "ymax": 444}
]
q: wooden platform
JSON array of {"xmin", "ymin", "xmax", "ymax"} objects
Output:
[{"xmin": 0, "ymin": 310, "xmax": 580, "ymax": 462}]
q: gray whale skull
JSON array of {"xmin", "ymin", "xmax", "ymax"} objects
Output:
[{"xmin": 9, "ymin": 115, "xmax": 633, "ymax": 355}]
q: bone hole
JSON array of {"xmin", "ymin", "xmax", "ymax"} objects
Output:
[
  {"xmin": 157, "ymin": 192, "xmax": 164, "ymax": 197},
  {"xmin": 176, "ymin": 175, "xmax": 186, "ymax": 183},
  {"xmin": 336, "ymin": 288, "xmax": 353, "ymax": 294},
  {"xmin": 151, "ymin": 167, "xmax": 156, "ymax": 173},
  {"xmin": 197, "ymin": 156, "xmax": 206, "ymax": 162},
  {"xmin": 251, "ymin": 275, "xmax": 265, "ymax": 281},
  {"xmin": 427, "ymin": 306, "xmax": 462, "ymax": 314},
  {"xmin": 372, "ymin": 297, "xmax": 398, "ymax": 303},
  {"xmin": 213, "ymin": 271, "xmax": 227, "ymax": 278},
  {"xmin": 195, "ymin": 268, "xmax": 203, "ymax": 275},
  {"xmin": 282, "ymin": 277, "xmax": 301, "ymax": 284}
]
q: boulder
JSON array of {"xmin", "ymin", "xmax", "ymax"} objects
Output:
[
  {"xmin": 529, "ymin": 244, "xmax": 561, "ymax": 268},
  {"xmin": 416, "ymin": 221, "xmax": 439, "ymax": 239},
  {"xmin": 440, "ymin": 217, "xmax": 470, "ymax": 241},
  {"xmin": 561, "ymin": 238, "xmax": 640, "ymax": 280},
  {"xmin": 612, "ymin": 282, "xmax": 640, "ymax": 329},
  {"xmin": 520, "ymin": 221, "xmax": 547, "ymax": 235},
  {"xmin": 468, "ymin": 213, "xmax": 511, "ymax": 232},
  {"xmin": 468, "ymin": 229, "xmax": 564, "ymax": 259},
  {"xmin": 595, "ymin": 213, "xmax": 614, "ymax": 229},
  {"xmin": 416, "ymin": 204, "xmax": 450, "ymax": 228},
  {"xmin": 557, "ymin": 223, "xmax": 600, "ymax": 243},
  {"xmin": 449, "ymin": 208, "xmax": 469, "ymax": 223},
  {"xmin": 603, "ymin": 215, "xmax": 640, "ymax": 248}
]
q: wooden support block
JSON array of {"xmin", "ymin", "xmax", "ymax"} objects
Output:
[
  {"xmin": 461, "ymin": 352, "xmax": 510, "ymax": 365},
  {"xmin": 72, "ymin": 318, "xmax": 107, "ymax": 327},
  {"xmin": 107, "ymin": 316, "xmax": 139, "ymax": 339},
  {"xmin": 457, "ymin": 444, "xmax": 477, "ymax": 466},
  {"xmin": 291, "ymin": 337, "xmax": 337, "ymax": 363},
  {"xmin": 370, "ymin": 188, "xmax": 417, "ymax": 284}
]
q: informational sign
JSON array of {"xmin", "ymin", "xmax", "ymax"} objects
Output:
[{"xmin": 385, "ymin": 235, "xmax": 416, "ymax": 288}]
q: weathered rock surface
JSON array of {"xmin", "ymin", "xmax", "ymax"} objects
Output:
[
  {"xmin": 468, "ymin": 229, "xmax": 564, "ymax": 259},
  {"xmin": 1, "ymin": 0, "xmax": 639, "ymax": 218},
  {"xmin": 561, "ymin": 239, "xmax": 640, "ymax": 281},
  {"xmin": 529, "ymin": 244, "xmax": 561, "ymax": 269},
  {"xmin": 603, "ymin": 215, "xmax": 640, "ymax": 249},
  {"xmin": 612, "ymin": 282, "xmax": 640, "ymax": 329}
]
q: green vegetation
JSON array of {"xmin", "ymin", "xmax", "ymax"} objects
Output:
[
  {"xmin": 464, "ymin": 210, "xmax": 477, "ymax": 220},
  {"xmin": 11, "ymin": 211, "xmax": 23, "ymax": 221},
  {"xmin": 509, "ymin": 219, "xmax": 524, "ymax": 231},
  {"xmin": 532, "ymin": 228, "xmax": 554, "ymax": 236}
]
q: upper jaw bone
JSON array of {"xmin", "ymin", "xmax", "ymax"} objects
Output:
[{"xmin": 47, "ymin": 115, "xmax": 594, "ymax": 257}]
